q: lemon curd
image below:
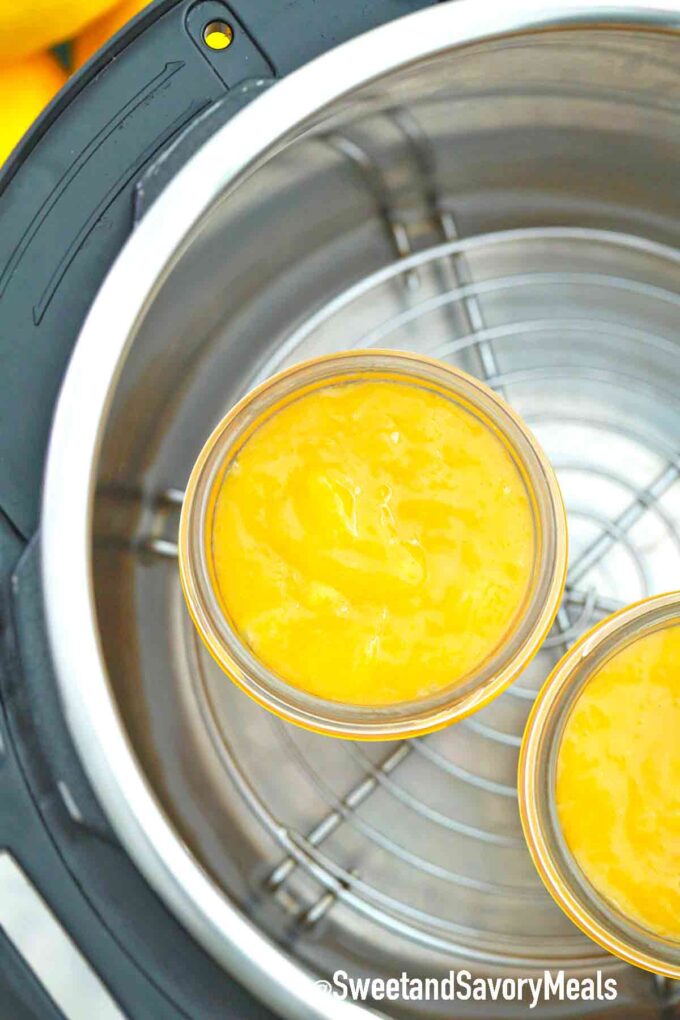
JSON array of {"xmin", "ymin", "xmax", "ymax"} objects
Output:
[
  {"xmin": 556, "ymin": 624, "xmax": 680, "ymax": 939},
  {"xmin": 208, "ymin": 378, "xmax": 535, "ymax": 706}
]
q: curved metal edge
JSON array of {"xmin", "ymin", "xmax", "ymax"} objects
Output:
[{"xmin": 42, "ymin": 3, "xmax": 680, "ymax": 1018}]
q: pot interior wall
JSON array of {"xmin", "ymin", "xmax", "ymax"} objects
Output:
[{"xmin": 91, "ymin": 24, "xmax": 679, "ymax": 1017}]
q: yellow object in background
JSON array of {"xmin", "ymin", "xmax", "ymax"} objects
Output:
[
  {"xmin": 73, "ymin": 0, "xmax": 149, "ymax": 69},
  {"xmin": 0, "ymin": 0, "xmax": 121, "ymax": 61},
  {"xmin": 210, "ymin": 379, "xmax": 535, "ymax": 706},
  {"xmin": 557, "ymin": 624, "xmax": 680, "ymax": 939},
  {"xmin": 0, "ymin": 53, "xmax": 67, "ymax": 165}
]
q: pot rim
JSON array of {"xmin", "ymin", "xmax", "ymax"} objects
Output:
[{"xmin": 41, "ymin": 3, "xmax": 680, "ymax": 1016}]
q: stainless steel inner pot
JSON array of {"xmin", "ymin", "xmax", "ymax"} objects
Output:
[{"xmin": 43, "ymin": 3, "xmax": 680, "ymax": 1018}]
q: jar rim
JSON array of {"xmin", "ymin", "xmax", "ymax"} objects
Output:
[
  {"xmin": 179, "ymin": 349, "xmax": 568, "ymax": 739},
  {"xmin": 518, "ymin": 589, "xmax": 680, "ymax": 978}
]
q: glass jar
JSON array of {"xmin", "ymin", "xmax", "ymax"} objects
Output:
[
  {"xmin": 519, "ymin": 590, "xmax": 680, "ymax": 977},
  {"xmin": 179, "ymin": 350, "xmax": 567, "ymax": 739}
]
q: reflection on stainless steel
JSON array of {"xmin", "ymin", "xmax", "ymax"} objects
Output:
[
  {"xmin": 43, "ymin": 4, "xmax": 680, "ymax": 1018},
  {"xmin": 0, "ymin": 854, "xmax": 124, "ymax": 1020}
]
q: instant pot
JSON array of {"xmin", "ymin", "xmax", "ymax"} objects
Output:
[{"xmin": 1, "ymin": 1, "xmax": 679, "ymax": 1018}]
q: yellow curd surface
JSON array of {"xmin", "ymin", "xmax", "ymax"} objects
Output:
[
  {"xmin": 208, "ymin": 378, "xmax": 535, "ymax": 705},
  {"xmin": 557, "ymin": 624, "xmax": 680, "ymax": 939}
]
